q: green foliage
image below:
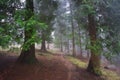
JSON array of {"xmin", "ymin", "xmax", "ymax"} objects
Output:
[
  {"xmin": 80, "ymin": 0, "xmax": 96, "ymax": 15},
  {"xmin": 98, "ymin": 25, "xmax": 120, "ymax": 59},
  {"xmin": 22, "ymin": 33, "xmax": 36, "ymax": 51},
  {"xmin": 14, "ymin": 9, "xmax": 48, "ymax": 29},
  {"xmin": 0, "ymin": 0, "xmax": 20, "ymax": 48},
  {"xmin": 87, "ymin": 40, "xmax": 102, "ymax": 55},
  {"xmin": 81, "ymin": 4, "xmax": 95, "ymax": 15},
  {"xmin": 0, "ymin": 22, "xmax": 14, "ymax": 48},
  {"xmin": 0, "ymin": 35, "xmax": 11, "ymax": 48},
  {"xmin": 36, "ymin": 0, "xmax": 58, "ymax": 45},
  {"xmin": 14, "ymin": 8, "xmax": 48, "ymax": 51}
]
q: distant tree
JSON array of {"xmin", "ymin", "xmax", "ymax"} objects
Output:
[
  {"xmin": 69, "ymin": 0, "xmax": 76, "ymax": 57},
  {"xmin": 37, "ymin": 0, "xmax": 58, "ymax": 52}
]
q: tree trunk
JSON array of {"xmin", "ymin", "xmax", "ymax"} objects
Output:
[
  {"xmin": 60, "ymin": 34, "xmax": 63, "ymax": 52},
  {"xmin": 85, "ymin": 31, "xmax": 90, "ymax": 58},
  {"xmin": 87, "ymin": 50, "xmax": 90, "ymax": 59},
  {"xmin": 17, "ymin": 44, "xmax": 37, "ymax": 63},
  {"xmin": 87, "ymin": 14, "xmax": 101, "ymax": 76},
  {"xmin": 78, "ymin": 26, "xmax": 82, "ymax": 57},
  {"xmin": 69, "ymin": 2, "xmax": 76, "ymax": 57},
  {"xmin": 47, "ymin": 42, "xmax": 50, "ymax": 49},
  {"xmin": 17, "ymin": 0, "xmax": 37, "ymax": 64},
  {"xmin": 40, "ymin": 32, "xmax": 47, "ymax": 52},
  {"xmin": 67, "ymin": 40, "xmax": 70, "ymax": 54}
]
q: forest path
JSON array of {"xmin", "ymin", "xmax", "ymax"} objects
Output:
[
  {"xmin": 0, "ymin": 52, "xmax": 79, "ymax": 80},
  {"xmin": 0, "ymin": 51, "xmax": 103, "ymax": 80}
]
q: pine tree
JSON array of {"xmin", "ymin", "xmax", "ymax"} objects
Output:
[{"xmin": 17, "ymin": 0, "xmax": 37, "ymax": 64}]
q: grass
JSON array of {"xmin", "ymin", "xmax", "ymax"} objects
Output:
[
  {"xmin": 102, "ymin": 69, "xmax": 120, "ymax": 80},
  {"xmin": 38, "ymin": 52, "xmax": 54, "ymax": 60},
  {"xmin": 66, "ymin": 56, "xmax": 87, "ymax": 68},
  {"xmin": 48, "ymin": 49, "xmax": 57, "ymax": 54},
  {"xmin": 66, "ymin": 56, "xmax": 120, "ymax": 80}
]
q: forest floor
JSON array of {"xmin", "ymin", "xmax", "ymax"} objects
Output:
[{"xmin": 0, "ymin": 50, "xmax": 120, "ymax": 80}]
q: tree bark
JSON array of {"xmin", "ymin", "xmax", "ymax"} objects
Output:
[
  {"xmin": 40, "ymin": 32, "xmax": 47, "ymax": 52},
  {"xmin": 85, "ymin": 31, "xmax": 90, "ymax": 58},
  {"xmin": 87, "ymin": 50, "xmax": 90, "ymax": 59},
  {"xmin": 17, "ymin": 0, "xmax": 37, "ymax": 64},
  {"xmin": 78, "ymin": 26, "xmax": 82, "ymax": 57},
  {"xmin": 87, "ymin": 14, "xmax": 101, "ymax": 76},
  {"xmin": 60, "ymin": 34, "xmax": 63, "ymax": 52},
  {"xmin": 69, "ymin": 2, "xmax": 76, "ymax": 57},
  {"xmin": 67, "ymin": 40, "xmax": 70, "ymax": 54},
  {"xmin": 47, "ymin": 42, "xmax": 50, "ymax": 49}
]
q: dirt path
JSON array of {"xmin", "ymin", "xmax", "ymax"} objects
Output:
[
  {"xmin": 0, "ymin": 51, "xmax": 105, "ymax": 80},
  {"xmin": 0, "ymin": 54, "xmax": 78, "ymax": 80}
]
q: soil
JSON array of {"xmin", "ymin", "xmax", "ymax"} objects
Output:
[{"xmin": 0, "ymin": 51, "xmax": 106, "ymax": 80}]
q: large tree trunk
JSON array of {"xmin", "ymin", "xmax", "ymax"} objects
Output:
[
  {"xmin": 17, "ymin": 44, "xmax": 37, "ymax": 63},
  {"xmin": 87, "ymin": 14, "xmax": 101, "ymax": 76},
  {"xmin": 17, "ymin": 0, "xmax": 37, "ymax": 64},
  {"xmin": 40, "ymin": 32, "xmax": 47, "ymax": 52}
]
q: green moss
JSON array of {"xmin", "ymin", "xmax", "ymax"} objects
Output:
[{"xmin": 66, "ymin": 56, "xmax": 87, "ymax": 68}]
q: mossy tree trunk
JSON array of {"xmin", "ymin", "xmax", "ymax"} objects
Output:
[
  {"xmin": 17, "ymin": 0, "xmax": 37, "ymax": 64},
  {"xmin": 87, "ymin": 14, "xmax": 101, "ymax": 76}
]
